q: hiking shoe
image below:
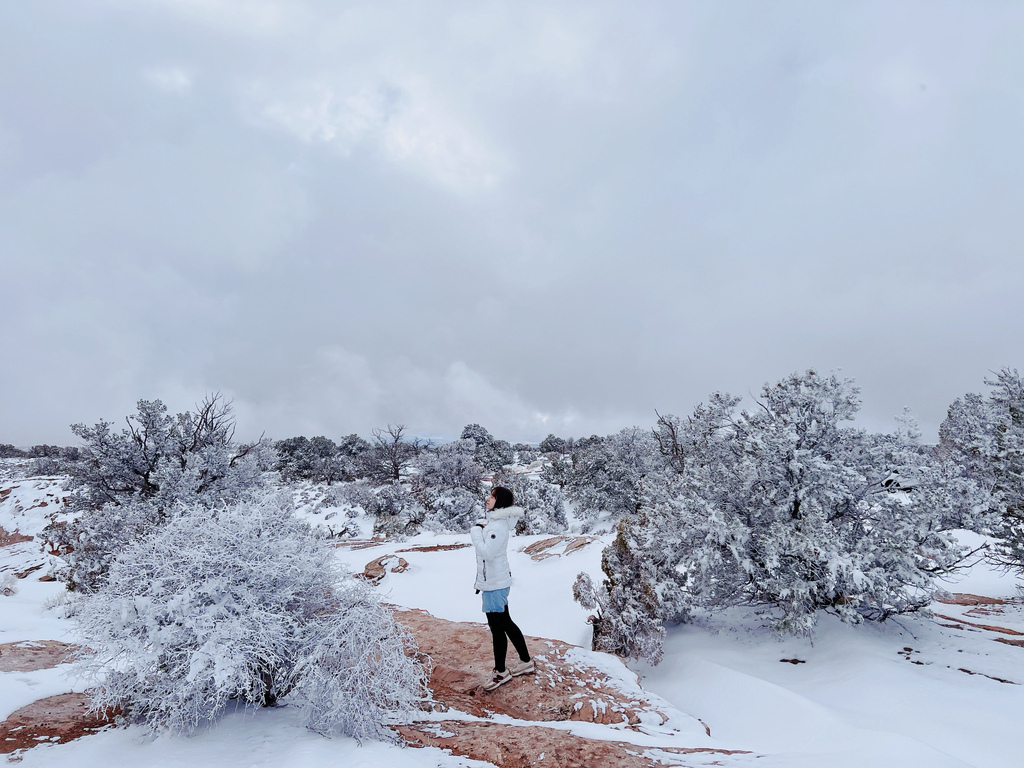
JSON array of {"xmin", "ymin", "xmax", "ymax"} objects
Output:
[
  {"xmin": 510, "ymin": 659, "xmax": 535, "ymax": 677},
  {"xmin": 483, "ymin": 669, "xmax": 512, "ymax": 691}
]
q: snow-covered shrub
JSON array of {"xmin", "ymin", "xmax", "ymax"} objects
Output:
[
  {"xmin": 74, "ymin": 496, "xmax": 425, "ymax": 738},
  {"xmin": 371, "ymin": 483, "xmax": 426, "ymax": 536},
  {"xmin": 580, "ymin": 371, "xmax": 967, "ymax": 660},
  {"xmin": 460, "ymin": 423, "xmax": 513, "ymax": 472},
  {"xmin": 941, "ymin": 368, "xmax": 1024, "ymax": 571},
  {"xmin": 492, "ymin": 469, "xmax": 569, "ymax": 534},
  {"xmin": 297, "ymin": 581, "xmax": 428, "ymax": 741},
  {"xmin": 46, "ymin": 396, "xmax": 272, "ymax": 591},
  {"xmin": 419, "ymin": 488, "xmax": 482, "ymax": 533},
  {"xmin": 328, "ymin": 480, "xmax": 379, "ymax": 516},
  {"xmin": 51, "ymin": 499, "xmax": 165, "ymax": 592},
  {"xmin": 556, "ymin": 427, "xmax": 661, "ymax": 531},
  {"xmin": 1, "ymin": 573, "xmax": 17, "ymax": 597}
]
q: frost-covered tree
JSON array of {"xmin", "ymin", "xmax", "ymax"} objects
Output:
[
  {"xmin": 412, "ymin": 439, "xmax": 484, "ymax": 496},
  {"xmin": 275, "ymin": 436, "xmax": 349, "ymax": 484},
  {"xmin": 491, "ymin": 468, "xmax": 569, "ymax": 535},
  {"xmin": 539, "ymin": 434, "xmax": 567, "ymax": 456},
  {"xmin": 46, "ymin": 396, "xmax": 272, "ymax": 591},
  {"xmin": 363, "ymin": 424, "xmax": 423, "ymax": 483},
  {"xmin": 66, "ymin": 395, "xmax": 270, "ymax": 510},
  {"xmin": 371, "ymin": 483, "xmax": 427, "ymax": 537},
  {"xmin": 556, "ymin": 427, "xmax": 661, "ymax": 531},
  {"xmin": 579, "ymin": 371, "xmax": 966, "ymax": 660},
  {"xmin": 409, "ymin": 439, "xmax": 485, "ymax": 531},
  {"xmin": 940, "ymin": 369, "xmax": 1024, "ymax": 571},
  {"xmin": 338, "ymin": 433, "xmax": 373, "ymax": 479},
  {"xmin": 74, "ymin": 496, "xmax": 426, "ymax": 740},
  {"xmin": 460, "ymin": 423, "xmax": 513, "ymax": 472}
]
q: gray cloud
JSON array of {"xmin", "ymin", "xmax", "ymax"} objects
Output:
[{"xmin": 2, "ymin": 1, "xmax": 1022, "ymax": 446}]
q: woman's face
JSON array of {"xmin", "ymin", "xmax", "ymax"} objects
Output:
[{"xmin": 485, "ymin": 491, "xmax": 496, "ymax": 511}]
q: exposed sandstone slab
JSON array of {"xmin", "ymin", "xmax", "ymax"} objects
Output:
[
  {"xmin": 0, "ymin": 641, "xmax": 79, "ymax": 672},
  {"xmin": 395, "ymin": 720, "xmax": 750, "ymax": 768},
  {"xmin": 0, "ymin": 693, "xmax": 115, "ymax": 755},
  {"xmin": 0, "ymin": 526, "xmax": 33, "ymax": 548},
  {"xmin": 935, "ymin": 592, "xmax": 1008, "ymax": 606},
  {"xmin": 394, "ymin": 608, "xmax": 675, "ymax": 728},
  {"xmin": 357, "ymin": 554, "xmax": 409, "ymax": 585}
]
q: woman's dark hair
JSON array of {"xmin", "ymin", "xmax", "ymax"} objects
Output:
[{"xmin": 491, "ymin": 486, "xmax": 515, "ymax": 509}]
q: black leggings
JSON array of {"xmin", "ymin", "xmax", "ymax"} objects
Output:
[{"xmin": 485, "ymin": 606, "xmax": 530, "ymax": 673}]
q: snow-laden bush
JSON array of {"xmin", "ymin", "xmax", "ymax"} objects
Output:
[
  {"xmin": 554, "ymin": 427, "xmax": 661, "ymax": 532},
  {"xmin": 51, "ymin": 499, "xmax": 165, "ymax": 592},
  {"xmin": 74, "ymin": 496, "xmax": 426, "ymax": 739},
  {"xmin": 371, "ymin": 484, "xmax": 426, "ymax": 536},
  {"xmin": 46, "ymin": 396, "xmax": 273, "ymax": 591},
  {"xmin": 580, "ymin": 371, "xmax": 967, "ymax": 660},
  {"xmin": 492, "ymin": 469, "xmax": 569, "ymax": 535},
  {"xmin": 940, "ymin": 368, "xmax": 1024, "ymax": 570}
]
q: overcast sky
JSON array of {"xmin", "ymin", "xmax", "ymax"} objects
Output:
[{"xmin": 2, "ymin": 1, "xmax": 1022, "ymax": 447}]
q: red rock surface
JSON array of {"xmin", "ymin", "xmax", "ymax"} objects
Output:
[
  {"xmin": 0, "ymin": 526, "xmax": 33, "ymax": 548},
  {"xmin": 0, "ymin": 694, "xmax": 115, "ymax": 755},
  {"xmin": 394, "ymin": 608, "xmax": 668, "ymax": 727},
  {"xmin": 0, "ymin": 641, "xmax": 79, "ymax": 673},
  {"xmin": 358, "ymin": 554, "xmax": 409, "ymax": 585},
  {"xmin": 395, "ymin": 720, "xmax": 749, "ymax": 768},
  {"xmin": 935, "ymin": 592, "xmax": 1008, "ymax": 606}
]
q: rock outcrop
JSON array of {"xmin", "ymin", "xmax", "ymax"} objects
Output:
[
  {"xmin": 396, "ymin": 720, "xmax": 749, "ymax": 768},
  {"xmin": 0, "ymin": 640, "xmax": 79, "ymax": 672},
  {"xmin": 394, "ymin": 608, "xmax": 672, "ymax": 727},
  {"xmin": 0, "ymin": 694, "xmax": 115, "ymax": 756}
]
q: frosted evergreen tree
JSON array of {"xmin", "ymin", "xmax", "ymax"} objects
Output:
[
  {"xmin": 410, "ymin": 439, "xmax": 485, "ymax": 531},
  {"xmin": 940, "ymin": 369, "xmax": 1024, "ymax": 571},
  {"xmin": 275, "ymin": 436, "xmax": 348, "ymax": 484},
  {"xmin": 491, "ymin": 468, "xmax": 569, "ymax": 535},
  {"xmin": 557, "ymin": 427, "xmax": 661, "ymax": 531},
  {"xmin": 460, "ymin": 423, "xmax": 513, "ymax": 472},
  {"xmin": 578, "ymin": 370, "xmax": 966, "ymax": 660}
]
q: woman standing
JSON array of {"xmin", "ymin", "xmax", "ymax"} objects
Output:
[{"xmin": 471, "ymin": 486, "xmax": 534, "ymax": 691}]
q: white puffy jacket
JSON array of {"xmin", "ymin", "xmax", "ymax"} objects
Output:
[{"xmin": 471, "ymin": 505, "xmax": 524, "ymax": 591}]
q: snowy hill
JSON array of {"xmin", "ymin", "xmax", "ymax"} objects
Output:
[{"xmin": 1, "ymin": 463, "xmax": 1023, "ymax": 767}]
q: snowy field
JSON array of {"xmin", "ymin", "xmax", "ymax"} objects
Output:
[{"xmin": 2, "ymin": 467, "xmax": 1023, "ymax": 767}]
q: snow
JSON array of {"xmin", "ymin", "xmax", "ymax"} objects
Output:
[{"xmin": 3, "ymin": 465, "xmax": 1024, "ymax": 767}]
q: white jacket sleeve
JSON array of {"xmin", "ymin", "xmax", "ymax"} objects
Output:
[{"xmin": 471, "ymin": 520, "xmax": 509, "ymax": 561}]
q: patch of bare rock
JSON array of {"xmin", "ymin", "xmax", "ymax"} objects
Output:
[
  {"xmin": 394, "ymin": 608, "xmax": 670, "ymax": 726},
  {"xmin": 392, "ymin": 608, "xmax": 736, "ymax": 768},
  {"xmin": 0, "ymin": 526, "xmax": 33, "ymax": 549},
  {"xmin": 357, "ymin": 554, "xmax": 409, "ymax": 585},
  {"xmin": 935, "ymin": 592, "xmax": 1008, "ymax": 606},
  {"xmin": 0, "ymin": 693, "xmax": 115, "ymax": 757},
  {"xmin": 395, "ymin": 721, "xmax": 748, "ymax": 768},
  {"xmin": 521, "ymin": 536, "xmax": 599, "ymax": 561},
  {"xmin": 0, "ymin": 641, "xmax": 78, "ymax": 673}
]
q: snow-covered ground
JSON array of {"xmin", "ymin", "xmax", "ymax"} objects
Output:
[{"xmin": 2, "ymin": 464, "xmax": 1023, "ymax": 767}]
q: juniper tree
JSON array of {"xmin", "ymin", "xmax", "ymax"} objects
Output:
[
  {"xmin": 578, "ymin": 371, "xmax": 966, "ymax": 660},
  {"xmin": 940, "ymin": 369, "xmax": 1024, "ymax": 571}
]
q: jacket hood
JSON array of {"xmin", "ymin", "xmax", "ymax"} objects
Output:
[{"xmin": 489, "ymin": 505, "xmax": 524, "ymax": 521}]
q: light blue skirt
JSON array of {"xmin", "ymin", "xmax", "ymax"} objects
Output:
[{"xmin": 481, "ymin": 587, "xmax": 510, "ymax": 613}]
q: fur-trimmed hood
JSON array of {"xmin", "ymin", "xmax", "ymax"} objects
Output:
[{"xmin": 488, "ymin": 505, "xmax": 524, "ymax": 522}]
